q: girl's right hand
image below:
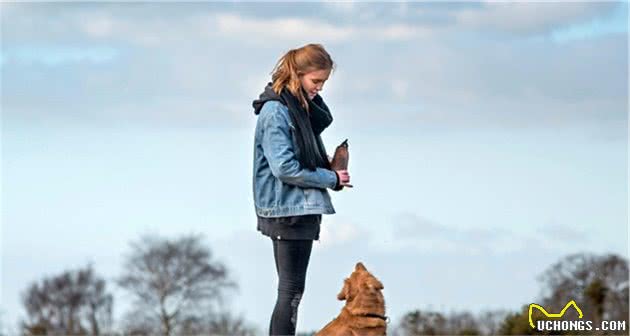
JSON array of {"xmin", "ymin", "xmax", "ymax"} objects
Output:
[{"xmin": 335, "ymin": 170, "xmax": 353, "ymax": 188}]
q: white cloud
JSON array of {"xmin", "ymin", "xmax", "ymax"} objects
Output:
[
  {"xmin": 455, "ymin": 2, "xmax": 616, "ymax": 35},
  {"xmin": 76, "ymin": 14, "xmax": 194, "ymax": 47},
  {"xmin": 381, "ymin": 212, "xmax": 590, "ymax": 255},
  {"xmin": 2, "ymin": 3, "xmax": 624, "ymax": 133},
  {"xmin": 214, "ymin": 13, "xmax": 356, "ymax": 43},
  {"xmin": 393, "ymin": 212, "xmax": 450, "ymax": 238},
  {"xmin": 391, "ymin": 79, "xmax": 409, "ymax": 100},
  {"xmin": 379, "ymin": 23, "xmax": 418, "ymax": 39},
  {"xmin": 80, "ymin": 15, "xmax": 115, "ymax": 38},
  {"xmin": 536, "ymin": 222, "xmax": 589, "ymax": 246},
  {"xmin": 317, "ymin": 217, "xmax": 369, "ymax": 248},
  {"xmin": 322, "ymin": 1, "xmax": 356, "ymax": 14},
  {"xmin": 3, "ymin": 46, "xmax": 120, "ymax": 66},
  {"xmin": 394, "ymin": 2, "xmax": 410, "ymax": 18},
  {"xmin": 212, "ymin": 13, "xmax": 432, "ymax": 43},
  {"xmin": 3, "ymin": 2, "xmax": 619, "ymax": 49}
]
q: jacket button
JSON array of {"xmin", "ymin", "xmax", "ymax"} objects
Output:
[{"xmin": 277, "ymin": 235, "xmax": 281, "ymax": 240}]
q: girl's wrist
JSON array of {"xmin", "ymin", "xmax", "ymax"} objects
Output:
[{"xmin": 333, "ymin": 171, "xmax": 343, "ymax": 191}]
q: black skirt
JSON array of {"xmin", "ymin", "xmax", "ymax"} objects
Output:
[{"xmin": 257, "ymin": 214, "xmax": 322, "ymax": 240}]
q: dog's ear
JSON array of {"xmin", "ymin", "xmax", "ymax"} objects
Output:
[
  {"xmin": 337, "ymin": 278, "xmax": 351, "ymax": 301},
  {"xmin": 367, "ymin": 277, "xmax": 384, "ymax": 290},
  {"xmin": 355, "ymin": 262, "xmax": 367, "ymax": 272}
]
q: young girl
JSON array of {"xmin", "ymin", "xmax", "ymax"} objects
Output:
[{"xmin": 251, "ymin": 43, "xmax": 351, "ymax": 335}]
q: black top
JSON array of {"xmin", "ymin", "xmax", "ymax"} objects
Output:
[{"xmin": 257, "ymin": 214, "xmax": 322, "ymax": 240}]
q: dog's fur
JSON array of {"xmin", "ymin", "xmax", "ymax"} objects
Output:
[{"xmin": 316, "ymin": 262, "xmax": 387, "ymax": 336}]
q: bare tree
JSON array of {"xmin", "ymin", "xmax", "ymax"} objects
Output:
[
  {"xmin": 153, "ymin": 309, "xmax": 258, "ymax": 336},
  {"xmin": 117, "ymin": 234, "xmax": 237, "ymax": 336},
  {"xmin": 395, "ymin": 309, "xmax": 448, "ymax": 335},
  {"xmin": 393, "ymin": 308, "xmax": 514, "ymax": 336},
  {"xmin": 537, "ymin": 253, "xmax": 629, "ymax": 326},
  {"xmin": 446, "ymin": 311, "xmax": 480, "ymax": 335},
  {"xmin": 392, "ymin": 253, "xmax": 629, "ymax": 336},
  {"xmin": 476, "ymin": 309, "xmax": 509, "ymax": 335},
  {"xmin": 20, "ymin": 264, "xmax": 113, "ymax": 335},
  {"xmin": 498, "ymin": 252, "xmax": 629, "ymax": 335},
  {"xmin": 205, "ymin": 310, "xmax": 258, "ymax": 336}
]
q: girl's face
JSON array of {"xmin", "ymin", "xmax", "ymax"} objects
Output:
[{"xmin": 300, "ymin": 69, "xmax": 331, "ymax": 100}]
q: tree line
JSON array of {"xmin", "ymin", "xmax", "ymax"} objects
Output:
[
  {"xmin": 17, "ymin": 234, "xmax": 257, "ymax": 336},
  {"xmin": 6, "ymin": 233, "xmax": 629, "ymax": 336},
  {"xmin": 390, "ymin": 253, "xmax": 629, "ymax": 335}
]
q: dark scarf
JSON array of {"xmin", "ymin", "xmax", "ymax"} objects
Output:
[{"xmin": 253, "ymin": 83, "xmax": 333, "ymax": 171}]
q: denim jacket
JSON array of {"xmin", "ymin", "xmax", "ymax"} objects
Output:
[{"xmin": 252, "ymin": 100, "xmax": 338, "ymax": 217}]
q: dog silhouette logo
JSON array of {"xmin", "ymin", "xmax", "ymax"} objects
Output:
[{"xmin": 528, "ymin": 300, "xmax": 584, "ymax": 328}]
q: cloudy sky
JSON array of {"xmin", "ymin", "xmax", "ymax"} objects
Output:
[{"xmin": 1, "ymin": 1, "xmax": 628, "ymax": 334}]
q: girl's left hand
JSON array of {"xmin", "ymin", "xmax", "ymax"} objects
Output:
[{"xmin": 335, "ymin": 169, "xmax": 353, "ymax": 188}]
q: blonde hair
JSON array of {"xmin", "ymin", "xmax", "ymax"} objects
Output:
[{"xmin": 270, "ymin": 43, "xmax": 335, "ymax": 111}]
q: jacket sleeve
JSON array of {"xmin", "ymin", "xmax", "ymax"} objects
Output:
[{"xmin": 260, "ymin": 105, "xmax": 338, "ymax": 190}]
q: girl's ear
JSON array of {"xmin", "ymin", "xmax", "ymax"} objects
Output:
[{"xmin": 337, "ymin": 278, "xmax": 350, "ymax": 301}]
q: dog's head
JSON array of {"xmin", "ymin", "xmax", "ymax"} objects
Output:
[{"xmin": 336, "ymin": 262, "xmax": 385, "ymax": 316}]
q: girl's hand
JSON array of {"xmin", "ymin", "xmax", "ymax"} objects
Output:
[{"xmin": 335, "ymin": 170, "xmax": 353, "ymax": 188}]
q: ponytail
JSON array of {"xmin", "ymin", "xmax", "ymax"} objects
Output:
[{"xmin": 271, "ymin": 49, "xmax": 310, "ymax": 112}]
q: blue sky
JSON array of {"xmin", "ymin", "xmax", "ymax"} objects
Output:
[{"xmin": 1, "ymin": 1, "xmax": 628, "ymax": 334}]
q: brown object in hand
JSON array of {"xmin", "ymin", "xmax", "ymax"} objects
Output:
[
  {"xmin": 330, "ymin": 139, "xmax": 349, "ymax": 171},
  {"xmin": 315, "ymin": 262, "xmax": 388, "ymax": 336}
]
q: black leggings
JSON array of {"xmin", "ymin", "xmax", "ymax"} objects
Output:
[{"xmin": 269, "ymin": 238, "xmax": 313, "ymax": 336}]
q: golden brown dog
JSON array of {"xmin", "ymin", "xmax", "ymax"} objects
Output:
[{"xmin": 316, "ymin": 262, "xmax": 387, "ymax": 336}]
